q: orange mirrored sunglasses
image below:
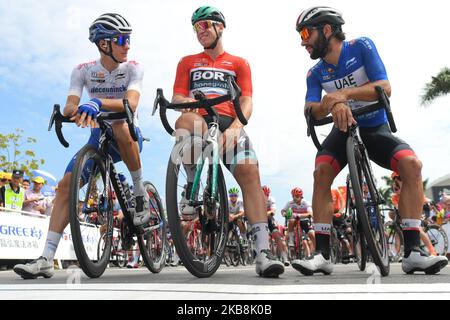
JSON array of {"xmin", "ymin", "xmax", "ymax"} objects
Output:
[
  {"xmin": 193, "ymin": 20, "xmax": 218, "ymax": 33},
  {"xmin": 299, "ymin": 26, "xmax": 320, "ymax": 41}
]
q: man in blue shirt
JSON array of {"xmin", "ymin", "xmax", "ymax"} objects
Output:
[{"xmin": 292, "ymin": 6, "xmax": 447, "ymax": 275}]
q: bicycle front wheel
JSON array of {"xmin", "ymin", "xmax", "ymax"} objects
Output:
[
  {"xmin": 138, "ymin": 181, "xmax": 167, "ymax": 273},
  {"xmin": 347, "ymin": 137, "xmax": 390, "ymax": 276},
  {"xmin": 166, "ymin": 137, "xmax": 228, "ymax": 278},
  {"xmin": 70, "ymin": 145, "xmax": 113, "ymax": 278}
]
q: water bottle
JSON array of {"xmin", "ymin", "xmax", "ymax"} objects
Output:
[
  {"xmin": 118, "ymin": 173, "xmax": 132, "ymax": 201},
  {"xmin": 285, "ymin": 207, "xmax": 293, "ymax": 219}
]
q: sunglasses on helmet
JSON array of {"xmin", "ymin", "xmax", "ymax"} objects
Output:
[{"xmin": 111, "ymin": 35, "xmax": 130, "ymax": 46}]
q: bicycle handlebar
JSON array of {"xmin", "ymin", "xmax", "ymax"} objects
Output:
[
  {"xmin": 48, "ymin": 99, "xmax": 138, "ymax": 148},
  {"xmin": 306, "ymin": 86, "xmax": 397, "ymax": 151},
  {"xmin": 152, "ymin": 76, "xmax": 247, "ymax": 136}
]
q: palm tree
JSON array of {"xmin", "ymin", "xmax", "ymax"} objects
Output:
[
  {"xmin": 379, "ymin": 175, "xmax": 394, "ymax": 208},
  {"xmin": 378, "ymin": 175, "xmax": 430, "ymax": 208},
  {"xmin": 421, "ymin": 67, "xmax": 450, "ymax": 106}
]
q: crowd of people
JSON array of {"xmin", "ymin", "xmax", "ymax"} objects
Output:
[{"xmin": 0, "ymin": 169, "xmax": 57, "ymax": 216}]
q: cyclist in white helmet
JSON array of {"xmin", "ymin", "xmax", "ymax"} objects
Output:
[{"xmin": 14, "ymin": 13, "xmax": 151, "ymax": 279}]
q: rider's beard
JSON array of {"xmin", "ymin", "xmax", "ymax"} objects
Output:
[{"xmin": 310, "ymin": 32, "xmax": 329, "ymax": 60}]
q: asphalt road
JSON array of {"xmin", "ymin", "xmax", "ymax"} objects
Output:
[{"xmin": 0, "ymin": 262, "xmax": 450, "ymax": 299}]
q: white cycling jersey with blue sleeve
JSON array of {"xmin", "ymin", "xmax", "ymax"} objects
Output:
[{"xmin": 68, "ymin": 59, "xmax": 144, "ymax": 124}]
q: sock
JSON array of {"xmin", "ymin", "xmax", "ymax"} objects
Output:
[
  {"xmin": 314, "ymin": 223, "xmax": 331, "ymax": 260},
  {"xmin": 130, "ymin": 169, "xmax": 146, "ymax": 197},
  {"xmin": 251, "ymin": 223, "xmax": 270, "ymax": 255},
  {"xmin": 289, "ymin": 232, "xmax": 294, "ymax": 244},
  {"xmin": 42, "ymin": 231, "xmax": 62, "ymax": 261},
  {"xmin": 401, "ymin": 219, "xmax": 421, "ymax": 257},
  {"xmin": 183, "ymin": 164, "xmax": 197, "ymax": 184}
]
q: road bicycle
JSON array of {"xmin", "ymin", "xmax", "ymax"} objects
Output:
[
  {"xmin": 48, "ymin": 101, "xmax": 166, "ymax": 277},
  {"xmin": 307, "ymin": 86, "xmax": 396, "ymax": 276},
  {"xmin": 285, "ymin": 212, "xmax": 311, "ymax": 261},
  {"xmin": 387, "ymin": 208, "xmax": 448, "ymax": 261},
  {"xmin": 152, "ymin": 76, "xmax": 247, "ymax": 278}
]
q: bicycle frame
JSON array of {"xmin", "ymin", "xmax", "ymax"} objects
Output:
[
  {"xmin": 153, "ymin": 76, "xmax": 246, "ymax": 209},
  {"xmin": 190, "ymin": 121, "xmax": 221, "ymax": 208}
]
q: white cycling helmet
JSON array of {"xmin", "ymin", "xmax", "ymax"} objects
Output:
[{"xmin": 296, "ymin": 6, "xmax": 344, "ymax": 31}]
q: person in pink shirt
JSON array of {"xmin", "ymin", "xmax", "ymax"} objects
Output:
[{"xmin": 22, "ymin": 176, "xmax": 46, "ymax": 215}]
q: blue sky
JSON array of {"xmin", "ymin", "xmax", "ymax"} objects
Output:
[{"xmin": 1, "ymin": 0, "xmax": 450, "ymax": 223}]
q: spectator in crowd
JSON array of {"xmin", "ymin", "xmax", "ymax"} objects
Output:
[
  {"xmin": 22, "ymin": 179, "xmax": 30, "ymax": 191},
  {"xmin": 22, "ymin": 176, "xmax": 46, "ymax": 215},
  {"xmin": 0, "ymin": 172, "xmax": 10, "ymax": 188},
  {"xmin": 44, "ymin": 185, "xmax": 58, "ymax": 217},
  {"xmin": 0, "ymin": 170, "xmax": 25, "ymax": 211},
  {"xmin": 442, "ymin": 196, "xmax": 450, "ymax": 223}
]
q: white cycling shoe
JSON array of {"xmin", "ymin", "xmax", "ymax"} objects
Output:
[
  {"xmin": 133, "ymin": 195, "xmax": 151, "ymax": 226},
  {"xmin": 14, "ymin": 256, "xmax": 54, "ymax": 279},
  {"xmin": 292, "ymin": 253, "xmax": 334, "ymax": 276},
  {"xmin": 255, "ymin": 250, "xmax": 285, "ymax": 278},
  {"xmin": 402, "ymin": 248, "xmax": 448, "ymax": 275}
]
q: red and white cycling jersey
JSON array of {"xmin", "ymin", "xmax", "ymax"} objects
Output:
[
  {"xmin": 173, "ymin": 51, "xmax": 252, "ymax": 118},
  {"xmin": 282, "ymin": 200, "xmax": 312, "ymax": 220},
  {"xmin": 265, "ymin": 196, "xmax": 276, "ymax": 212}
]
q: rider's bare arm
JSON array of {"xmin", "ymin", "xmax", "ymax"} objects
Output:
[
  {"xmin": 63, "ymin": 95, "xmax": 81, "ymax": 117},
  {"xmin": 306, "ymin": 79, "xmax": 391, "ymax": 121},
  {"xmin": 172, "ymin": 93, "xmax": 196, "ymax": 104},
  {"xmin": 229, "ymin": 96, "xmax": 252, "ymax": 130},
  {"xmin": 96, "ymin": 90, "xmax": 141, "ymax": 113}
]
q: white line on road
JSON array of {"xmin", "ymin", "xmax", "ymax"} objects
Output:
[{"xmin": 2, "ymin": 283, "xmax": 450, "ymax": 300}]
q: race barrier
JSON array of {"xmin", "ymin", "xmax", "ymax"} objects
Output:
[{"xmin": 0, "ymin": 208, "xmax": 100, "ymax": 260}]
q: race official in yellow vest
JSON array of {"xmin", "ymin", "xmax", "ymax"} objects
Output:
[{"xmin": 0, "ymin": 169, "xmax": 25, "ymax": 211}]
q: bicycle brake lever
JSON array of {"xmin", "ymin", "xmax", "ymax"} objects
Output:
[{"xmin": 152, "ymin": 89, "xmax": 162, "ymax": 116}]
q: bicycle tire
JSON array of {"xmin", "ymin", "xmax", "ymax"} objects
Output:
[
  {"xmin": 69, "ymin": 145, "xmax": 113, "ymax": 278},
  {"xmin": 166, "ymin": 141, "xmax": 228, "ymax": 278},
  {"xmin": 347, "ymin": 137, "xmax": 390, "ymax": 276},
  {"xmin": 425, "ymin": 224, "xmax": 448, "ymax": 256},
  {"xmin": 138, "ymin": 181, "xmax": 167, "ymax": 273},
  {"xmin": 296, "ymin": 226, "xmax": 304, "ymax": 260},
  {"xmin": 386, "ymin": 222, "xmax": 404, "ymax": 262},
  {"xmin": 350, "ymin": 207, "xmax": 367, "ymax": 271},
  {"xmin": 355, "ymin": 230, "xmax": 367, "ymax": 271},
  {"xmin": 330, "ymin": 227, "xmax": 340, "ymax": 264}
]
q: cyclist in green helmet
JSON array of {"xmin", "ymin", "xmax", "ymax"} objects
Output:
[
  {"xmin": 228, "ymin": 187, "xmax": 246, "ymax": 238},
  {"xmin": 191, "ymin": 6, "xmax": 226, "ymax": 50},
  {"xmin": 172, "ymin": 5, "xmax": 284, "ymax": 278}
]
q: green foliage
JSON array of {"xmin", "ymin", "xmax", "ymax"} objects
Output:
[
  {"xmin": 0, "ymin": 129, "xmax": 45, "ymax": 177},
  {"xmin": 421, "ymin": 67, "xmax": 450, "ymax": 106},
  {"xmin": 378, "ymin": 175, "xmax": 430, "ymax": 208}
]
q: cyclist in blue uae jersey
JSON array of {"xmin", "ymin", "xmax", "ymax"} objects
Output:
[
  {"xmin": 14, "ymin": 13, "xmax": 152, "ymax": 279},
  {"xmin": 292, "ymin": 6, "xmax": 448, "ymax": 276}
]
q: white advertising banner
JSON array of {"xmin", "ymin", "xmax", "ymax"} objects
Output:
[{"xmin": 0, "ymin": 211, "xmax": 100, "ymax": 260}]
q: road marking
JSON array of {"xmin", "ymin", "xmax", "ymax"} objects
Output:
[{"xmin": 1, "ymin": 283, "xmax": 450, "ymax": 299}]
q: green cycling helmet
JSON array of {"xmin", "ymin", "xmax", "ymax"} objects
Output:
[
  {"xmin": 192, "ymin": 6, "xmax": 226, "ymax": 27},
  {"xmin": 228, "ymin": 187, "xmax": 239, "ymax": 195}
]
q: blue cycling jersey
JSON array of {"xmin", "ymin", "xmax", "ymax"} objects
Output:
[{"xmin": 305, "ymin": 37, "xmax": 388, "ymax": 127}]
